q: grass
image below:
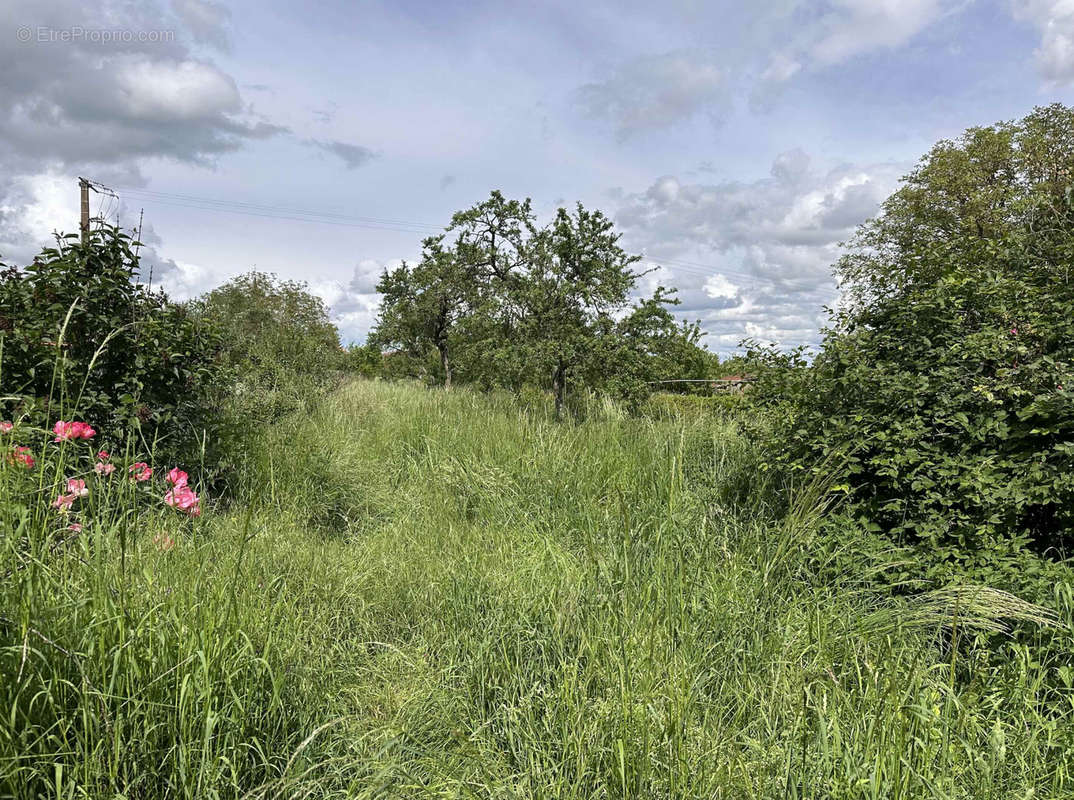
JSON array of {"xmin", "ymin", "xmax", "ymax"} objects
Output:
[{"xmin": 3, "ymin": 379, "xmax": 1074, "ymax": 798}]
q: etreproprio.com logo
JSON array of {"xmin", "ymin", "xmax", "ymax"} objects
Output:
[{"xmin": 16, "ymin": 26, "xmax": 176, "ymax": 44}]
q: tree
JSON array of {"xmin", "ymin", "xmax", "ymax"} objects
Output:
[
  {"xmin": 755, "ymin": 105, "xmax": 1074, "ymax": 577},
  {"xmin": 0, "ymin": 226, "xmax": 226, "ymax": 469},
  {"xmin": 514, "ymin": 204, "xmax": 642, "ymax": 417},
  {"xmin": 372, "ymin": 236, "xmax": 471, "ymax": 388},
  {"xmin": 597, "ymin": 287, "xmax": 710, "ymax": 407},
  {"xmin": 446, "ymin": 191, "xmax": 537, "ymax": 389},
  {"xmin": 196, "ymin": 271, "xmax": 343, "ymax": 418},
  {"xmin": 368, "ymin": 192, "xmax": 703, "ymax": 413}
]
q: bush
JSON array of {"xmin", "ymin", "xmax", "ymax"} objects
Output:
[
  {"xmin": 0, "ymin": 228, "xmax": 229, "ymax": 474},
  {"xmin": 748, "ymin": 105, "xmax": 1074, "ymax": 582},
  {"xmin": 194, "ymin": 272, "xmax": 345, "ymax": 421}
]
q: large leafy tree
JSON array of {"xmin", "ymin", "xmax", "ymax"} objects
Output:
[
  {"xmin": 596, "ymin": 287, "xmax": 710, "ymax": 407},
  {"xmin": 370, "ymin": 192, "xmax": 708, "ymax": 413},
  {"xmin": 195, "ymin": 271, "xmax": 343, "ymax": 418},
  {"xmin": 759, "ymin": 104, "xmax": 1074, "ymax": 576},
  {"xmin": 0, "ymin": 227, "xmax": 226, "ymax": 467},
  {"xmin": 446, "ymin": 192, "xmax": 536, "ymax": 389},
  {"xmin": 515, "ymin": 205, "xmax": 640, "ymax": 416},
  {"xmin": 372, "ymin": 236, "xmax": 472, "ymax": 388}
]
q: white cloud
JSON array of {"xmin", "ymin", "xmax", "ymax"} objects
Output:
[
  {"xmin": 614, "ymin": 151, "xmax": 906, "ymax": 353},
  {"xmin": 811, "ymin": 0, "xmax": 959, "ymax": 64},
  {"xmin": 171, "ymin": 0, "xmax": 231, "ymax": 49},
  {"xmin": 1014, "ymin": 0, "xmax": 1074, "ymax": 84},
  {"xmin": 113, "ymin": 58, "xmax": 240, "ymax": 121},
  {"xmin": 760, "ymin": 53, "xmax": 802, "ymax": 83},
  {"xmin": 703, "ymin": 274, "xmax": 738, "ymax": 299},
  {"xmin": 155, "ymin": 259, "xmax": 218, "ymax": 301},
  {"xmin": 0, "ymin": 0, "xmax": 290, "ymax": 292},
  {"xmin": 0, "ymin": 172, "xmax": 77, "ymax": 263},
  {"xmin": 579, "ymin": 1, "xmax": 967, "ymax": 136},
  {"xmin": 309, "ymin": 258, "xmax": 403, "ymax": 343}
]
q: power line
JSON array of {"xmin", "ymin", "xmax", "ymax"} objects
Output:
[
  {"xmin": 114, "ymin": 185, "xmax": 835, "ymax": 293},
  {"xmin": 638, "ymin": 256, "xmax": 834, "ymax": 293},
  {"xmin": 115, "ymin": 186, "xmax": 442, "ymax": 236}
]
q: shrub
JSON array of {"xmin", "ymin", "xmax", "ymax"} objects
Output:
[
  {"xmin": 194, "ymin": 271, "xmax": 345, "ymax": 421},
  {"xmin": 0, "ymin": 228, "xmax": 228, "ymax": 474},
  {"xmin": 748, "ymin": 105, "xmax": 1074, "ymax": 582}
]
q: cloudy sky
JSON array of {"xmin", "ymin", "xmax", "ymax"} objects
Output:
[{"xmin": 2, "ymin": 0, "xmax": 1073, "ymax": 353}]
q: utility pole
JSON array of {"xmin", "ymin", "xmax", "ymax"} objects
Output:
[{"xmin": 79, "ymin": 177, "xmax": 90, "ymax": 244}]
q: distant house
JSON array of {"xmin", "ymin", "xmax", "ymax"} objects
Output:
[{"xmin": 711, "ymin": 375, "xmax": 752, "ymax": 394}]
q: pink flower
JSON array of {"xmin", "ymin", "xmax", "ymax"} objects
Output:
[
  {"xmin": 66, "ymin": 478, "xmax": 89, "ymax": 497},
  {"xmin": 97, "ymin": 451, "xmax": 110, "ymax": 460},
  {"xmin": 1010, "ymin": 328, "xmax": 1018, "ymax": 336},
  {"xmin": 53, "ymin": 493, "xmax": 76, "ymax": 511},
  {"xmin": 164, "ymin": 485, "xmax": 201, "ymax": 517},
  {"xmin": 8, "ymin": 446, "xmax": 34, "ymax": 469},
  {"xmin": 68, "ymin": 522, "xmax": 83, "ymax": 533},
  {"xmin": 129, "ymin": 462, "xmax": 152, "ymax": 482},
  {"xmin": 94, "ymin": 461, "xmax": 116, "ymax": 475},
  {"xmin": 166, "ymin": 467, "xmax": 188, "ymax": 488},
  {"xmin": 0, "ymin": 421, "xmax": 12, "ymax": 434},
  {"xmin": 153, "ymin": 532, "xmax": 176, "ymax": 552},
  {"xmin": 52, "ymin": 421, "xmax": 96, "ymax": 441}
]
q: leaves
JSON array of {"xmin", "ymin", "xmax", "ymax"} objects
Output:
[
  {"xmin": 370, "ymin": 192, "xmax": 713, "ymax": 411},
  {"xmin": 0, "ymin": 226, "xmax": 228, "ymax": 475},
  {"xmin": 746, "ymin": 105, "xmax": 1074, "ymax": 579}
]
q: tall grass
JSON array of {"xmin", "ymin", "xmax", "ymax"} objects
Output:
[{"xmin": 3, "ymin": 379, "xmax": 1074, "ymax": 797}]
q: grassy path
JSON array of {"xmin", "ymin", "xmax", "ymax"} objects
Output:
[{"xmin": 3, "ymin": 380, "xmax": 1073, "ymax": 798}]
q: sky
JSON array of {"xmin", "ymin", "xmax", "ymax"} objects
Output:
[{"xmin": 1, "ymin": 0, "xmax": 1073, "ymax": 354}]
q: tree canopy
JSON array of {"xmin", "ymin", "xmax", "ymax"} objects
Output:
[
  {"xmin": 371, "ymin": 191, "xmax": 711, "ymax": 414},
  {"xmin": 195, "ymin": 271, "xmax": 344, "ymax": 419},
  {"xmin": 752, "ymin": 104, "xmax": 1074, "ymax": 579}
]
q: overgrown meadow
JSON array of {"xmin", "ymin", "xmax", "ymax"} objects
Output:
[
  {"xmin": 5, "ymin": 381, "xmax": 1074, "ymax": 798},
  {"xmin": 3, "ymin": 104, "xmax": 1074, "ymax": 798}
]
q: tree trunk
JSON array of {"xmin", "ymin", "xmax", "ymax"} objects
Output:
[
  {"xmin": 440, "ymin": 344, "xmax": 452, "ymax": 389},
  {"xmin": 552, "ymin": 364, "xmax": 565, "ymax": 419}
]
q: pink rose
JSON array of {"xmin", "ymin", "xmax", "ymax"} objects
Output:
[
  {"xmin": 8, "ymin": 446, "xmax": 34, "ymax": 469},
  {"xmin": 164, "ymin": 485, "xmax": 201, "ymax": 517},
  {"xmin": 166, "ymin": 467, "xmax": 189, "ymax": 488},
  {"xmin": 129, "ymin": 462, "xmax": 153, "ymax": 482},
  {"xmin": 53, "ymin": 421, "xmax": 96, "ymax": 441},
  {"xmin": 66, "ymin": 478, "xmax": 89, "ymax": 497},
  {"xmin": 0, "ymin": 421, "xmax": 12, "ymax": 434}
]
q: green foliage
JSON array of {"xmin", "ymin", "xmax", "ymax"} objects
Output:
[
  {"xmin": 596, "ymin": 287, "xmax": 711, "ymax": 408},
  {"xmin": 343, "ymin": 341, "xmax": 387, "ymax": 377},
  {"xmin": 372, "ymin": 238, "xmax": 470, "ymax": 387},
  {"xmin": 370, "ymin": 191, "xmax": 712, "ymax": 412},
  {"xmin": 642, "ymin": 389, "xmax": 744, "ymax": 419},
  {"xmin": 194, "ymin": 271, "xmax": 344, "ymax": 421},
  {"xmin": 0, "ymin": 227, "xmax": 227, "ymax": 470},
  {"xmin": 748, "ymin": 105, "xmax": 1074, "ymax": 580}
]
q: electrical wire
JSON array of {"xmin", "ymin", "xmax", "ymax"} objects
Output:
[{"xmin": 113, "ymin": 185, "xmax": 835, "ymax": 293}]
